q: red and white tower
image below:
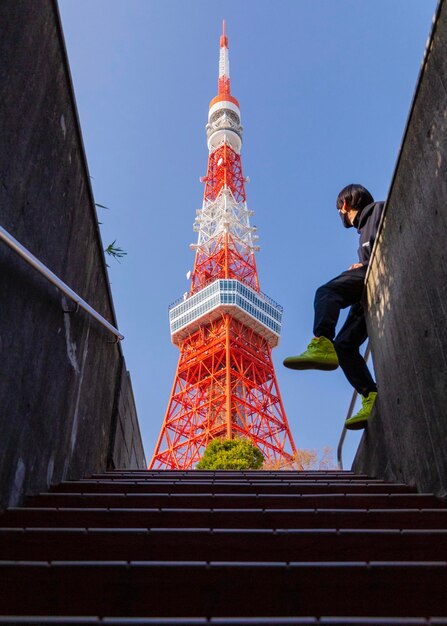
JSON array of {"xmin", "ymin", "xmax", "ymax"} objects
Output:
[{"xmin": 150, "ymin": 21, "xmax": 296, "ymax": 469}]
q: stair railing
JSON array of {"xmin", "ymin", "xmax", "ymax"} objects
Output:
[
  {"xmin": 337, "ymin": 343, "xmax": 371, "ymax": 470},
  {"xmin": 0, "ymin": 224, "xmax": 124, "ymax": 341}
]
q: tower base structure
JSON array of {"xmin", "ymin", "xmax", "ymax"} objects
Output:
[{"xmin": 151, "ymin": 315, "xmax": 295, "ymax": 469}]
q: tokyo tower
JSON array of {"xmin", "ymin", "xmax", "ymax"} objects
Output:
[{"xmin": 150, "ymin": 21, "xmax": 297, "ymax": 469}]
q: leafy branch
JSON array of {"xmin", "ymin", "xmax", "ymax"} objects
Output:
[{"xmin": 104, "ymin": 240, "xmax": 127, "ymax": 262}]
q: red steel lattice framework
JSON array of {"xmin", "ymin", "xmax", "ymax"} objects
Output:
[{"xmin": 150, "ymin": 21, "xmax": 296, "ymax": 469}]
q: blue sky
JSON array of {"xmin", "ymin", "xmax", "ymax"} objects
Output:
[{"xmin": 58, "ymin": 0, "xmax": 437, "ymax": 468}]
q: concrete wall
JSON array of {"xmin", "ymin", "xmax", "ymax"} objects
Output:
[
  {"xmin": 0, "ymin": 0, "xmax": 146, "ymax": 509},
  {"xmin": 353, "ymin": 0, "xmax": 447, "ymax": 497}
]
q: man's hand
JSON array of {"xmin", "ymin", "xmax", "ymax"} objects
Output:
[{"xmin": 348, "ymin": 263, "xmax": 364, "ymax": 270}]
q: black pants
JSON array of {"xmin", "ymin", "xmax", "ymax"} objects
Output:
[{"xmin": 313, "ymin": 267, "xmax": 377, "ymax": 396}]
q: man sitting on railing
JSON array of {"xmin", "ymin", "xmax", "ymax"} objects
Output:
[{"xmin": 283, "ymin": 184, "xmax": 385, "ymax": 430}]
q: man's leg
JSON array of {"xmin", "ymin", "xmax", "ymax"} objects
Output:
[
  {"xmin": 333, "ymin": 302, "xmax": 377, "ymax": 396},
  {"xmin": 284, "ymin": 267, "xmax": 366, "ymax": 370},
  {"xmin": 313, "ymin": 267, "xmax": 367, "ymax": 340},
  {"xmin": 334, "ymin": 303, "xmax": 377, "ymax": 429}
]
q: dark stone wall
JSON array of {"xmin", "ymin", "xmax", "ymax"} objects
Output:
[
  {"xmin": 111, "ymin": 369, "xmax": 147, "ymax": 470},
  {"xmin": 353, "ymin": 0, "xmax": 447, "ymax": 497},
  {"xmin": 0, "ymin": 0, "xmax": 146, "ymax": 509}
]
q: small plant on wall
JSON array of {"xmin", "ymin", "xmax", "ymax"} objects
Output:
[
  {"xmin": 196, "ymin": 438, "xmax": 264, "ymax": 470},
  {"xmin": 95, "ymin": 202, "xmax": 127, "ymax": 265}
]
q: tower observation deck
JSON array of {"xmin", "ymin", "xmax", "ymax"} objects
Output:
[{"xmin": 150, "ymin": 21, "xmax": 297, "ymax": 469}]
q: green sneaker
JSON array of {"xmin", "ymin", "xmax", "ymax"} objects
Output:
[
  {"xmin": 283, "ymin": 337, "xmax": 339, "ymax": 371},
  {"xmin": 345, "ymin": 391, "xmax": 378, "ymax": 430}
]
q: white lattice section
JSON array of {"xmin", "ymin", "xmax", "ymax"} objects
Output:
[{"xmin": 191, "ymin": 187, "xmax": 259, "ymax": 253}]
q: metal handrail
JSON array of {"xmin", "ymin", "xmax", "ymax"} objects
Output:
[
  {"xmin": 0, "ymin": 225, "xmax": 124, "ymax": 341},
  {"xmin": 337, "ymin": 343, "xmax": 371, "ymax": 470}
]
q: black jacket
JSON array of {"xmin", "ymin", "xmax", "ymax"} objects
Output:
[{"xmin": 356, "ymin": 201, "xmax": 385, "ymax": 266}]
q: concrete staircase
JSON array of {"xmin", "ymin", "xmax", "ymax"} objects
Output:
[{"xmin": 0, "ymin": 470, "xmax": 446, "ymax": 624}]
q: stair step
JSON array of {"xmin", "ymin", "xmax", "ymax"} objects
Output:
[
  {"xmin": 26, "ymin": 492, "xmax": 443, "ymax": 509},
  {"xmin": 1, "ymin": 527, "xmax": 446, "ymax": 562},
  {"xmin": 2, "ymin": 619, "xmax": 447, "ymax": 625},
  {"xmin": 87, "ymin": 471, "xmax": 373, "ymax": 480},
  {"xmin": 1, "ymin": 562, "xmax": 447, "ymax": 617},
  {"xmin": 51, "ymin": 481, "xmax": 416, "ymax": 495},
  {"xmin": 2, "ymin": 507, "xmax": 447, "ymax": 529},
  {"xmin": 1, "ymin": 618, "xmax": 446, "ymax": 625}
]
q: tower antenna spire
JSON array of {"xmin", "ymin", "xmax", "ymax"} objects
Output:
[{"xmin": 218, "ymin": 19, "xmax": 230, "ymax": 96}]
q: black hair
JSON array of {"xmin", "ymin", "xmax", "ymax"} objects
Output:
[{"xmin": 336, "ymin": 184, "xmax": 374, "ymax": 212}]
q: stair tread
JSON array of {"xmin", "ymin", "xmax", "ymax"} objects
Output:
[
  {"xmin": 2, "ymin": 507, "xmax": 447, "ymax": 531},
  {"xmin": 1, "ymin": 561, "xmax": 447, "ymax": 617},
  {"xmin": 2, "ymin": 618, "xmax": 447, "ymax": 625},
  {"xmin": 2, "ymin": 525, "xmax": 446, "ymax": 561},
  {"xmin": 86, "ymin": 474, "xmax": 382, "ymax": 482},
  {"xmin": 51, "ymin": 481, "xmax": 416, "ymax": 494},
  {"xmin": 27, "ymin": 493, "xmax": 444, "ymax": 511},
  {"xmin": 3, "ymin": 527, "xmax": 447, "ymax": 533}
]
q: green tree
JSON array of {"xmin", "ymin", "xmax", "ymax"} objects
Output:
[{"xmin": 196, "ymin": 438, "xmax": 264, "ymax": 470}]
